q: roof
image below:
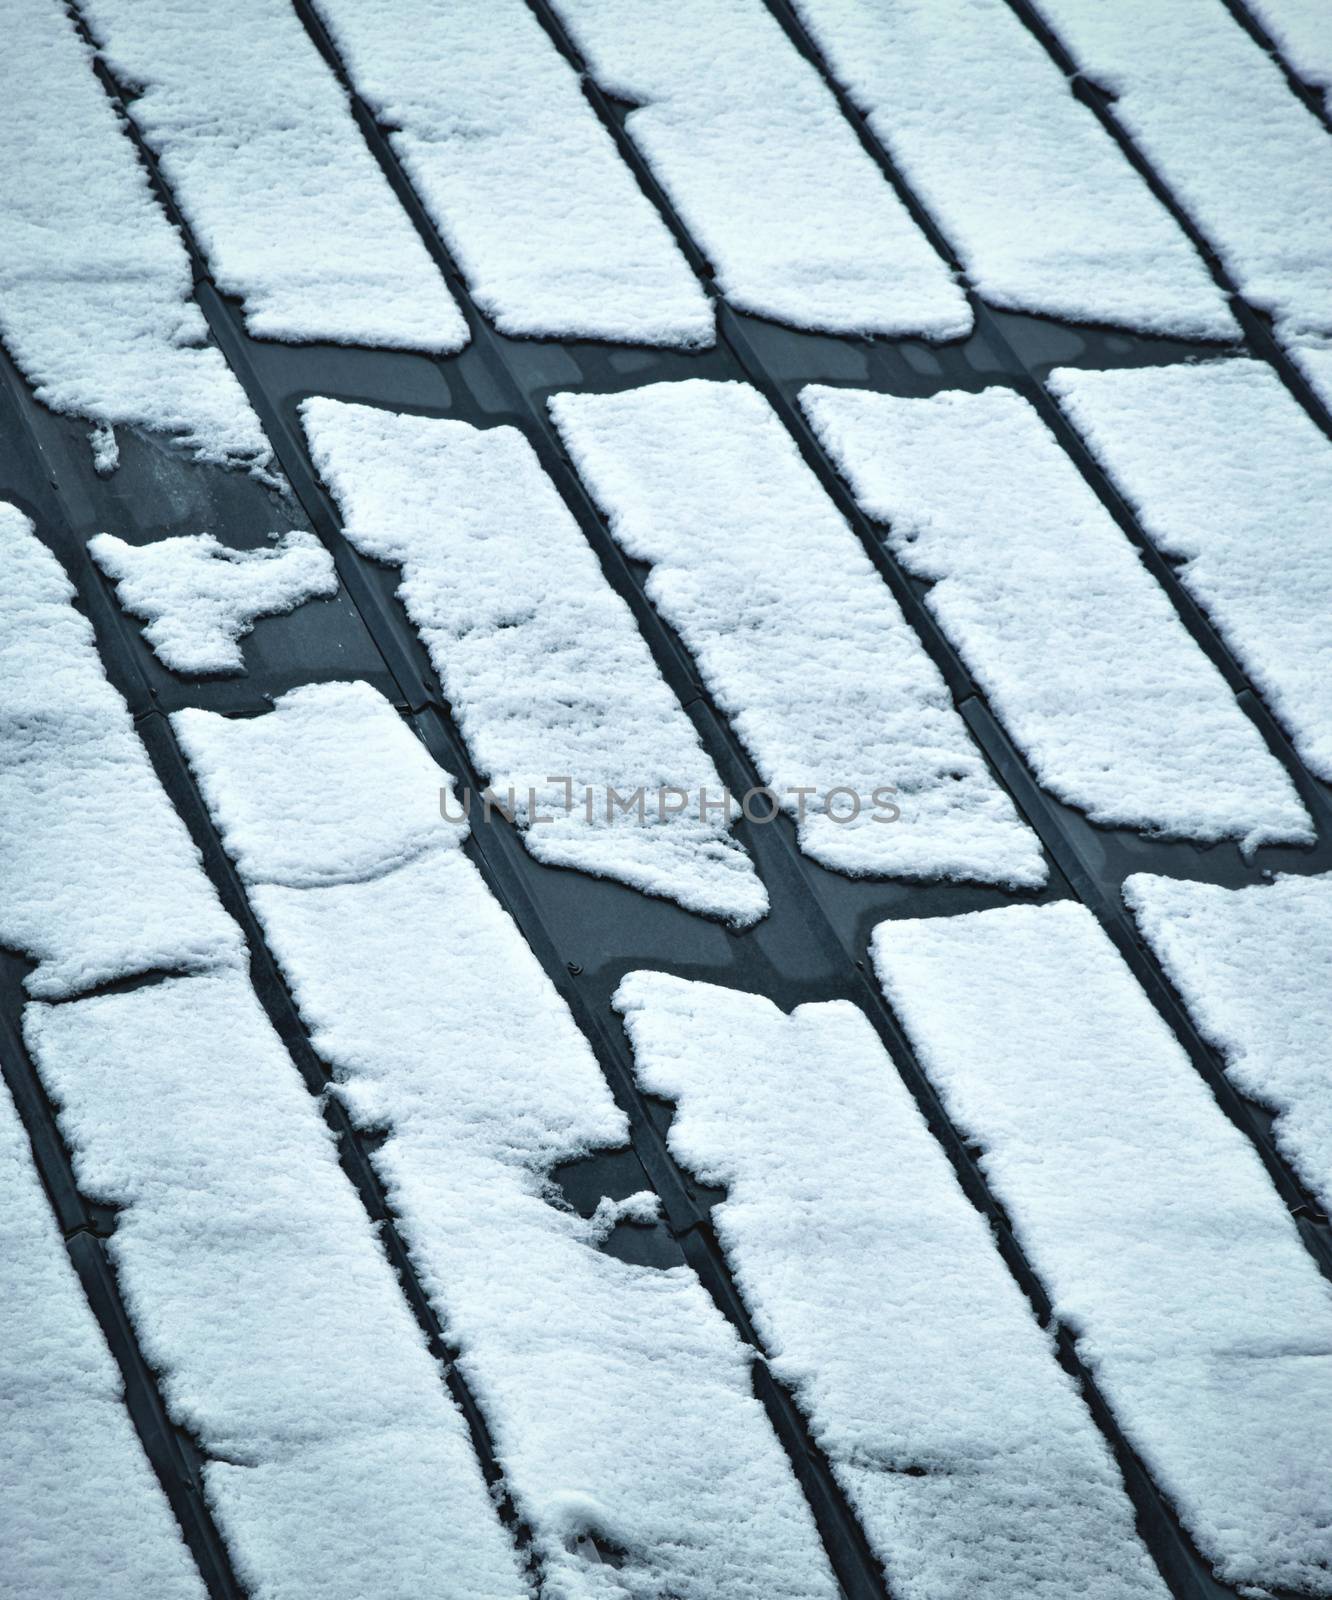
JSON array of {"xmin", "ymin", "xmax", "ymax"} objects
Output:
[{"xmin": 2, "ymin": 0, "xmax": 1332, "ymax": 1597}]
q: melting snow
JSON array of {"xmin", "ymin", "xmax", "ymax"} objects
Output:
[
  {"xmin": 174, "ymin": 679, "xmax": 842, "ymax": 1600},
  {"xmin": 551, "ymin": 379, "xmax": 1046, "ymax": 887},
  {"xmin": 1127, "ymin": 869, "xmax": 1332, "ymax": 1221},
  {"xmin": 89, "ymin": 530, "xmax": 338, "ymax": 676},
  {"xmin": 805, "ymin": 381, "xmax": 1312, "ymax": 848},
  {"xmin": 874, "ymin": 900, "xmax": 1332, "ymax": 1598},
  {"xmin": 615, "ymin": 971, "xmax": 1168, "ymax": 1600},
  {"xmin": 788, "ymin": 0, "xmax": 1233, "ymax": 338},
  {"xmin": 544, "ymin": 0, "xmax": 969, "ymax": 337},
  {"xmin": 0, "ymin": 0, "xmax": 268, "ymax": 470}
]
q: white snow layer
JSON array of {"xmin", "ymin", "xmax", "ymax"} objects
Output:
[
  {"xmin": 1028, "ymin": 0, "xmax": 1332, "ymax": 342},
  {"xmin": 89, "ymin": 531, "xmax": 338, "ymax": 675},
  {"xmin": 0, "ymin": 504, "xmax": 244, "ymax": 1000},
  {"xmin": 551, "ymin": 380, "xmax": 1046, "ymax": 888},
  {"xmin": 543, "ymin": 0, "xmax": 969, "ymax": 338},
  {"xmin": 0, "ymin": 1080, "xmax": 205, "ymax": 1600},
  {"xmin": 804, "ymin": 383, "xmax": 1312, "ymax": 849},
  {"xmin": 1243, "ymin": 0, "xmax": 1332, "ymax": 112},
  {"xmin": 300, "ymin": 397, "xmax": 766, "ymax": 925},
  {"xmin": 1290, "ymin": 338, "xmax": 1332, "ymax": 418},
  {"xmin": 77, "ymin": 0, "xmax": 468, "ymax": 352},
  {"xmin": 787, "ymin": 0, "xmax": 1233, "ymax": 339},
  {"xmin": 178, "ymin": 679, "xmax": 458, "ymax": 889},
  {"xmin": 873, "ymin": 900, "xmax": 1332, "ymax": 1599},
  {"xmin": 1126, "ymin": 870, "xmax": 1332, "ymax": 1221},
  {"xmin": 1050, "ymin": 359, "xmax": 1332, "ymax": 782},
  {"xmin": 23, "ymin": 971, "xmax": 525, "ymax": 1600},
  {"xmin": 0, "ymin": 0, "xmax": 267, "ymax": 470},
  {"xmin": 614, "ymin": 972, "xmax": 1168, "ymax": 1600},
  {"xmin": 305, "ymin": 0, "xmax": 712, "ymax": 346},
  {"xmin": 173, "ymin": 680, "xmax": 843, "ymax": 1600}
]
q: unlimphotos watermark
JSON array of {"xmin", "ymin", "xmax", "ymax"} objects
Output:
[{"xmin": 440, "ymin": 779, "xmax": 901, "ymax": 826}]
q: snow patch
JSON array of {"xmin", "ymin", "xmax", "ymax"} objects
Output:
[
  {"xmin": 788, "ymin": 0, "xmax": 1233, "ymax": 338},
  {"xmin": 1028, "ymin": 0, "xmax": 1332, "ymax": 342},
  {"xmin": 90, "ymin": 424, "xmax": 120, "ymax": 477},
  {"xmin": 0, "ymin": 1080, "xmax": 205, "ymax": 1600},
  {"xmin": 587, "ymin": 1189, "xmax": 661, "ymax": 1243},
  {"xmin": 1242, "ymin": 0, "xmax": 1332, "ymax": 113},
  {"xmin": 0, "ymin": 504, "xmax": 245, "ymax": 999},
  {"xmin": 1051, "ymin": 359, "xmax": 1332, "ymax": 783},
  {"xmin": 89, "ymin": 530, "xmax": 338, "ymax": 676},
  {"xmin": 1126, "ymin": 870, "xmax": 1332, "ymax": 1221},
  {"xmin": 24, "ymin": 970, "xmax": 525, "ymax": 1600},
  {"xmin": 1288, "ymin": 337, "xmax": 1332, "ymax": 418},
  {"xmin": 175, "ymin": 679, "xmax": 458, "ymax": 889}
]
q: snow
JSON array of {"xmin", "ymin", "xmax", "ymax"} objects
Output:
[
  {"xmin": 0, "ymin": 0, "xmax": 268, "ymax": 471},
  {"xmin": 551, "ymin": 379, "xmax": 1046, "ymax": 888},
  {"xmin": 24, "ymin": 970, "xmax": 523, "ymax": 1600},
  {"xmin": 304, "ymin": 0, "xmax": 712, "ymax": 346},
  {"xmin": 614, "ymin": 972, "xmax": 1168, "ymax": 1600},
  {"xmin": 787, "ymin": 0, "xmax": 1233, "ymax": 339},
  {"xmin": 804, "ymin": 382, "xmax": 1312, "ymax": 849},
  {"xmin": 0, "ymin": 504, "xmax": 245, "ymax": 1000},
  {"xmin": 300, "ymin": 398, "xmax": 767, "ymax": 926},
  {"xmin": 1126, "ymin": 870, "xmax": 1332, "ymax": 1221},
  {"xmin": 175, "ymin": 679, "xmax": 457, "ymax": 890},
  {"xmin": 89, "ymin": 531, "xmax": 338, "ymax": 676},
  {"xmin": 1028, "ymin": 0, "xmax": 1332, "ymax": 343},
  {"xmin": 873, "ymin": 900, "xmax": 1332, "ymax": 1599},
  {"xmin": 1243, "ymin": 0, "xmax": 1332, "ymax": 113},
  {"xmin": 77, "ymin": 0, "xmax": 468, "ymax": 352},
  {"xmin": 587, "ymin": 1189, "xmax": 661, "ymax": 1243},
  {"xmin": 543, "ymin": 0, "xmax": 969, "ymax": 339},
  {"xmin": 1290, "ymin": 338, "xmax": 1332, "ymax": 418},
  {"xmin": 91, "ymin": 424, "xmax": 121, "ymax": 477},
  {"xmin": 1050, "ymin": 359, "xmax": 1332, "ymax": 783},
  {"xmin": 0, "ymin": 1079, "xmax": 205, "ymax": 1600},
  {"xmin": 173, "ymin": 680, "xmax": 842, "ymax": 1600}
]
